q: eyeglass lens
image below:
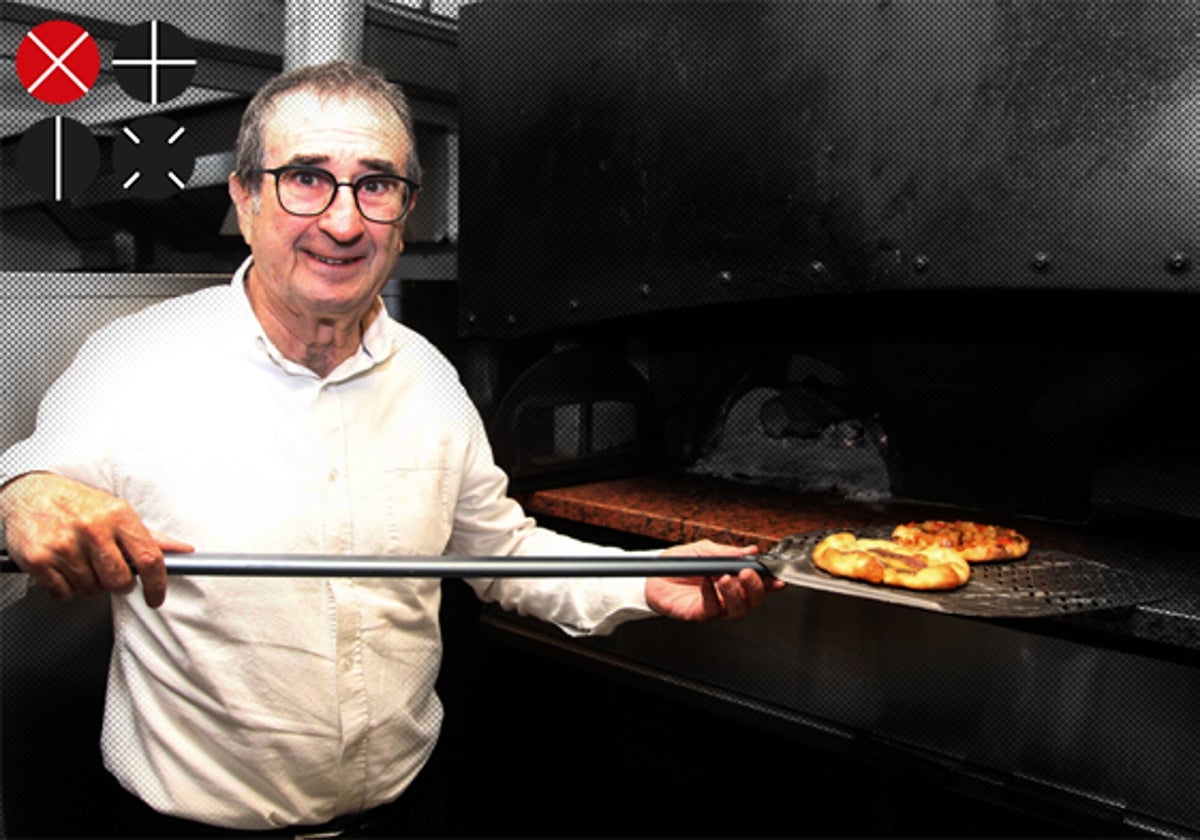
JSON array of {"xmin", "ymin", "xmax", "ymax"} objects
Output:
[{"xmin": 276, "ymin": 168, "xmax": 412, "ymax": 222}]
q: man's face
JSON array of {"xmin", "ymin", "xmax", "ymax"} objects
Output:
[{"xmin": 229, "ymin": 89, "xmax": 414, "ymax": 322}]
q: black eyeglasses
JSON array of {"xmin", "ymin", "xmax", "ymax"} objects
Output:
[{"xmin": 253, "ymin": 165, "xmax": 419, "ymax": 224}]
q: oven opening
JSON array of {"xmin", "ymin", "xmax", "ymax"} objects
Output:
[{"xmin": 685, "ymin": 352, "xmax": 891, "ymax": 501}]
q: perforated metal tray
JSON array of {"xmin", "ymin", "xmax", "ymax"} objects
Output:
[{"xmin": 762, "ymin": 528, "xmax": 1176, "ymax": 617}]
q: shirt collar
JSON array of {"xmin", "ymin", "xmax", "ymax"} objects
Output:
[{"xmin": 230, "ymin": 255, "xmax": 404, "ymax": 382}]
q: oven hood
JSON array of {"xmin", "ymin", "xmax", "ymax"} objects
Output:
[{"xmin": 458, "ymin": 0, "xmax": 1200, "ymax": 338}]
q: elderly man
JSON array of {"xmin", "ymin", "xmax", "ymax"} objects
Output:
[{"xmin": 0, "ymin": 61, "xmax": 780, "ymax": 837}]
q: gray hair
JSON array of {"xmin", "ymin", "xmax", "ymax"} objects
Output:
[{"xmin": 234, "ymin": 60, "xmax": 422, "ymax": 193}]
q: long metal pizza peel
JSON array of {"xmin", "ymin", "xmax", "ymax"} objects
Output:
[
  {"xmin": 0, "ymin": 534, "xmax": 1173, "ymax": 618},
  {"xmin": 0, "ymin": 550, "xmax": 763, "ymax": 579}
]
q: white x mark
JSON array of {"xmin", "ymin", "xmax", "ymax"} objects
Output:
[{"xmin": 25, "ymin": 30, "xmax": 91, "ymax": 95}]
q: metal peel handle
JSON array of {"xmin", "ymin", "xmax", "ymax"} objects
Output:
[{"xmin": 0, "ymin": 551, "xmax": 767, "ymax": 579}]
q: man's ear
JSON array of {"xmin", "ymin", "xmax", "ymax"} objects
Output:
[{"xmin": 227, "ymin": 172, "xmax": 255, "ymax": 246}]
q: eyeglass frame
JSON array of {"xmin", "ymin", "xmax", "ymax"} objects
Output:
[{"xmin": 251, "ymin": 164, "xmax": 421, "ymax": 224}]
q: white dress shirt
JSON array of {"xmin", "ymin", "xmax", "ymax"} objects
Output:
[{"xmin": 0, "ymin": 256, "xmax": 655, "ymax": 829}]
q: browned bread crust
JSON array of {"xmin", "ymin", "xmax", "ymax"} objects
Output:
[
  {"xmin": 812, "ymin": 532, "xmax": 971, "ymax": 591},
  {"xmin": 892, "ymin": 520, "xmax": 1029, "ymax": 562}
]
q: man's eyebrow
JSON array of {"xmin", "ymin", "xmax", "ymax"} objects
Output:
[
  {"xmin": 285, "ymin": 154, "xmax": 330, "ymax": 167},
  {"xmin": 360, "ymin": 158, "xmax": 400, "ymax": 176},
  {"xmin": 283, "ymin": 154, "xmax": 401, "ymax": 176}
]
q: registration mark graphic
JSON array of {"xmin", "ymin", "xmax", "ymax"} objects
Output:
[
  {"xmin": 16, "ymin": 116, "xmax": 100, "ymax": 201},
  {"xmin": 112, "ymin": 116, "xmax": 197, "ymax": 200},
  {"xmin": 112, "ymin": 20, "xmax": 197, "ymax": 105},
  {"xmin": 15, "ymin": 20, "xmax": 100, "ymax": 105}
]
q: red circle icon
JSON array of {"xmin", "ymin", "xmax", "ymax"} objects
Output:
[{"xmin": 15, "ymin": 20, "xmax": 100, "ymax": 105}]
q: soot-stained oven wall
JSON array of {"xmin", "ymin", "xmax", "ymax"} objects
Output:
[
  {"xmin": 460, "ymin": 1, "xmax": 1200, "ymax": 326},
  {"xmin": 458, "ymin": 0, "xmax": 1200, "ymax": 525}
]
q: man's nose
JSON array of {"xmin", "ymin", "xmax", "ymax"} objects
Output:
[{"xmin": 318, "ymin": 184, "xmax": 365, "ymax": 239}]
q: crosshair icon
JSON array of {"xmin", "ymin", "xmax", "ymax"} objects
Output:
[
  {"xmin": 112, "ymin": 116, "xmax": 196, "ymax": 200},
  {"xmin": 15, "ymin": 20, "xmax": 100, "ymax": 105},
  {"xmin": 111, "ymin": 20, "xmax": 196, "ymax": 104}
]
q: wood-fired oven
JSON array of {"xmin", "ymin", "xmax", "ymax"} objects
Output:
[{"xmin": 451, "ymin": 2, "xmax": 1200, "ymax": 835}]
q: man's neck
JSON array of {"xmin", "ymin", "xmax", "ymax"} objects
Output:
[
  {"xmin": 297, "ymin": 325, "xmax": 359, "ymax": 378},
  {"xmin": 243, "ymin": 266, "xmax": 379, "ymax": 377}
]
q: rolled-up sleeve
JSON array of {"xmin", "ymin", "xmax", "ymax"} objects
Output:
[{"xmin": 445, "ymin": 388, "xmax": 656, "ymax": 636}]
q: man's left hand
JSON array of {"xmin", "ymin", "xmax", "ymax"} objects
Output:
[{"xmin": 646, "ymin": 540, "xmax": 785, "ymax": 621}]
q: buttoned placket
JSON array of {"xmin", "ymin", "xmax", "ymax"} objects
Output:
[{"xmin": 313, "ymin": 381, "xmax": 370, "ymax": 815}]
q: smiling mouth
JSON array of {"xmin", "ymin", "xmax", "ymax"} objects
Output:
[{"xmin": 306, "ymin": 250, "xmax": 363, "ymax": 267}]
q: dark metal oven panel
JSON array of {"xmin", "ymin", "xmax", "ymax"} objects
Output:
[
  {"xmin": 484, "ymin": 585, "xmax": 1200, "ymax": 835},
  {"xmin": 459, "ymin": 1, "xmax": 1200, "ymax": 338}
]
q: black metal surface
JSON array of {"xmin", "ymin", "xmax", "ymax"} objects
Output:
[
  {"xmin": 481, "ymin": 585, "xmax": 1200, "ymax": 834},
  {"xmin": 458, "ymin": 1, "xmax": 1200, "ymax": 338},
  {"xmin": 767, "ymin": 529, "xmax": 1176, "ymax": 618},
  {"xmin": 467, "ymin": 516, "xmax": 1200, "ymax": 834}
]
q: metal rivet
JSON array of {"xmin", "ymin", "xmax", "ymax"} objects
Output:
[
  {"xmin": 809, "ymin": 261, "xmax": 826, "ymax": 275},
  {"xmin": 639, "ymin": 283, "xmax": 652, "ymax": 297},
  {"xmin": 912, "ymin": 254, "xmax": 930, "ymax": 273},
  {"xmin": 716, "ymin": 270, "xmax": 733, "ymax": 284},
  {"xmin": 1031, "ymin": 252, "xmax": 1051, "ymax": 272},
  {"xmin": 568, "ymin": 298, "xmax": 580, "ymax": 311},
  {"xmin": 1166, "ymin": 252, "xmax": 1190, "ymax": 273},
  {"xmin": 466, "ymin": 312, "xmax": 476, "ymax": 324},
  {"xmin": 506, "ymin": 313, "xmax": 517, "ymax": 325}
]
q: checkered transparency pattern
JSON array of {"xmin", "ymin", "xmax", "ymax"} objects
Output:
[
  {"xmin": 2, "ymin": 7, "xmax": 435, "ymax": 835},
  {"xmin": 7, "ymin": 1, "xmax": 1200, "ymax": 835},
  {"xmin": 2, "ymin": 9, "xmax": 459, "ymax": 824}
]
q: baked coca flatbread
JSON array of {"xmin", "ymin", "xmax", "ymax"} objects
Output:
[
  {"xmin": 811, "ymin": 532, "xmax": 970, "ymax": 591},
  {"xmin": 891, "ymin": 519, "xmax": 1029, "ymax": 562}
]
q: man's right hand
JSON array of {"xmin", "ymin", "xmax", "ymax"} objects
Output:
[{"xmin": 0, "ymin": 473, "xmax": 193, "ymax": 608}]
